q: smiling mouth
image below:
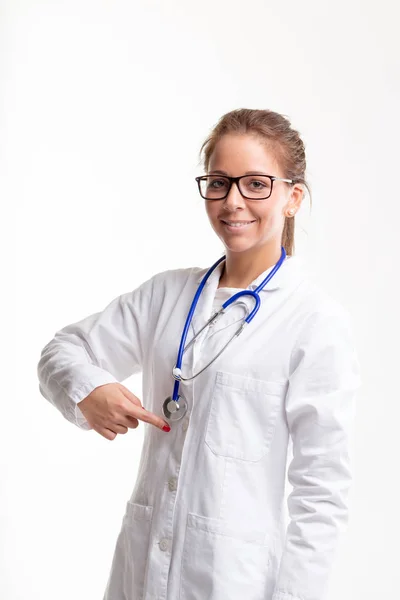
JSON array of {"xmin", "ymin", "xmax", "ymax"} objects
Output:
[{"xmin": 220, "ymin": 219, "xmax": 256, "ymax": 228}]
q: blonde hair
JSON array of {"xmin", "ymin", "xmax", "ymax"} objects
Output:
[{"xmin": 198, "ymin": 108, "xmax": 312, "ymax": 256}]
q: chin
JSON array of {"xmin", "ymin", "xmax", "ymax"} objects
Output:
[{"xmin": 221, "ymin": 239, "xmax": 258, "ymax": 253}]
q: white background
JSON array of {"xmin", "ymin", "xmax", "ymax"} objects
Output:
[{"xmin": 2, "ymin": 1, "xmax": 399, "ymax": 598}]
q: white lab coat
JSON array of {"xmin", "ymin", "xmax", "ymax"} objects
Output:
[{"xmin": 37, "ymin": 255, "xmax": 362, "ymax": 600}]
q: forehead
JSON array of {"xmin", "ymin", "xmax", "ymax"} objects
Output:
[{"xmin": 208, "ymin": 133, "xmax": 281, "ymax": 175}]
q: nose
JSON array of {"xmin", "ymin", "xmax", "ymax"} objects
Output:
[{"xmin": 222, "ymin": 181, "xmax": 246, "ymax": 210}]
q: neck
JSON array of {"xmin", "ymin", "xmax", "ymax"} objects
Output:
[{"xmin": 217, "ymin": 243, "xmax": 283, "ymax": 289}]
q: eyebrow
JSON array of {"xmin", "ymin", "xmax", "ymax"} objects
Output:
[{"xmin": 209, "ymin": 170, "xmax": 270, "ymax": 176}]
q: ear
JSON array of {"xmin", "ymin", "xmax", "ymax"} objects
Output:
[{"xmin": 284, "ymin": 183, "xmax": 305, "ymax": 216}]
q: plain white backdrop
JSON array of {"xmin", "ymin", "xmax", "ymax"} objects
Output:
[{"xmin": 2, "ymin": 0, "xmax": 399, "ymax": 598}]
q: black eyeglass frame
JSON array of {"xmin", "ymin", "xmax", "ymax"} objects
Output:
[{"xmin": 195, "ymin": 174, "xmax": 294, "ymax": 200}]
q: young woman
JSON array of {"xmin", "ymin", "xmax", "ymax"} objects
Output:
[{"xmin": 37, "ymin": 108, "xmax": 361, "ymax": 600}]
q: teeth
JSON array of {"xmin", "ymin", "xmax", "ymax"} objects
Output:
[{"xmin": 224, "ymin": 221, "xmax": 253, "ymax": 227}]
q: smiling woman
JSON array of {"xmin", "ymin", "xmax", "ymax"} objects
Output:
[
  {"xmin": 196, "ymin": 111, "xmax": 312, "ymax": 289},
  {"xmin": 37, "ymin": 108, "xmax": 360, "ymax": 600}
]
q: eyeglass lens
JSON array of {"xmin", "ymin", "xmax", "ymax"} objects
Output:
[{"xmin": 200, "ymin": 175, "xmax": 272, "ymax": 199}]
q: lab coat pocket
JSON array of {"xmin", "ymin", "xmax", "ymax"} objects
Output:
[
  {"xmin": 205, "ymin": 371, "xmax": 285, "ymax": 462},
  {"xmin": 103, "ymin": 501, "xmax": 153, "ymax": 600},
  {"xmin": 179, "ymin": 512, "xmax": 272, "ymax": 600}
]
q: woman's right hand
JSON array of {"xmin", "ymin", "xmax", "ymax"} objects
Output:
[{"xmin": 76, "ymin": 382, "xmax": 171, "ymax": 440}]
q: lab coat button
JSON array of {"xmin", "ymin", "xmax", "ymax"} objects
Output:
[
  {"xmin": 159, "ymin": 538, "xmax": 169, "ymax": 552},
  {"xmin": 168, "ymin": 477, "xmax": 177, "ymax": 491}
]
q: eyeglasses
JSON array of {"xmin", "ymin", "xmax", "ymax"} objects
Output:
[{"xmin": 195, "ymin": 174, "xmax": 294, "ymax": 200}]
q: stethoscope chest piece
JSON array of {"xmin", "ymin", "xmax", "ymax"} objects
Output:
[{"xmin": 162, "ymin": 395, "xmax": 188, "ymax": 421}]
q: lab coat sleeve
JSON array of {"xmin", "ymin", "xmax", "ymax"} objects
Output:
[
  {"xmin": 271, "ymin": 308, "xmax": 362, "ymax": 600},
  {"xmin": 37, "ymin": 274, "xmax": 157, "ymax": 430}
]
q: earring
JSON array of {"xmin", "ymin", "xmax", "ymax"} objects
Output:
[{"xmin": 287, "ymin": 208, "xmax": 295, "ymax": 217}]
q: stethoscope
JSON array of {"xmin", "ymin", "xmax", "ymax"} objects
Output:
[{"xmin": 162, "ymin": 246, "xmax": 287, "ymax": 422}]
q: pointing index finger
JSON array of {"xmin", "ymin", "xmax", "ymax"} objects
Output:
[{"xmin": 127, "ymin": 402, "xmax": 170, "ymax": 431}]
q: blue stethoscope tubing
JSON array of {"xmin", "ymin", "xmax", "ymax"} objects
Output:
[{"xmin": 170, "ymin": 245, "xmax": 287, "ymax": 405}]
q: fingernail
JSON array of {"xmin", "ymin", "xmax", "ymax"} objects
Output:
[{"xmin": 162, "ymin": 425, "xmax": 171, "ymax": 432}]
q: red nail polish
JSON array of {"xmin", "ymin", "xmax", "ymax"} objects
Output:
[{"xmin": 163, "ymin": 425, "xmax": 171, "ymax": 432}]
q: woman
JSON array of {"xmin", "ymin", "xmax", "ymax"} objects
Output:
[{"xmin": 37, "ymin": 108, "xmax": 361, "ymax": 600}]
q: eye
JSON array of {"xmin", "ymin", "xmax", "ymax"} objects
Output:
[
  {"xmin": 210, "ymin": 179, "xmax": 225, "ymax": 188},
  {"xmin": 206, "ymin": 177, "xmax": 229, "ymax": 190},
  {"xmin": 249, "ymin": 179, "xmax": 266, "ymax": 188}
]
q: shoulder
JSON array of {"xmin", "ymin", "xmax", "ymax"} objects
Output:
[
  {"xmin": 286, "ymin": 263, "xmax": 359, "ymax": 368},
  {"xmin": 290, "ymin": 256, "xmax": 353, "ymax": 327},
  {"xmin": 286, "ymin": 271, "xmax": 362, "ymax": 388},
  {"xmin": 151, "ymin": 266, "xmax": 204, "ymax": 285},
  {"xmin": 115, "ymin": 266, "xmax": 203, "ymax": 323},
  {"xmin": 123, "ymin": 266, "xmax": 202, "ymax": 293},
  {"xmin": 291, "ymin": 276, "xmax": 359, "ymax": 366},
  {"xmin": 124, "ymin": 266, "xmax": 202, "ymax": 308},
  {"xmin": 299, "ymin": 280, "xmax": 351, "ymax": 324}
]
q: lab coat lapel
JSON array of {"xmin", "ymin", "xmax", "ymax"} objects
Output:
[
  {"xmin": 189, "ymin": 254, "xmax": 306, "ymax": 341},
  {"xmin": 190, "ymin": 260, "xmax": 225, "ymax": 338},
  {"xmin": 190, "ymin": 255, "xmax": 286, "ymax": 335}
]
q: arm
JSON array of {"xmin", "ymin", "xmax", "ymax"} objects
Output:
[
  {"xmin": 272, "ymin": 308, "xmax": 362, "ymax": 600},
  {"xmin": 37, "ymin": 275, "xmax": 156, "ymax": 430}
]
